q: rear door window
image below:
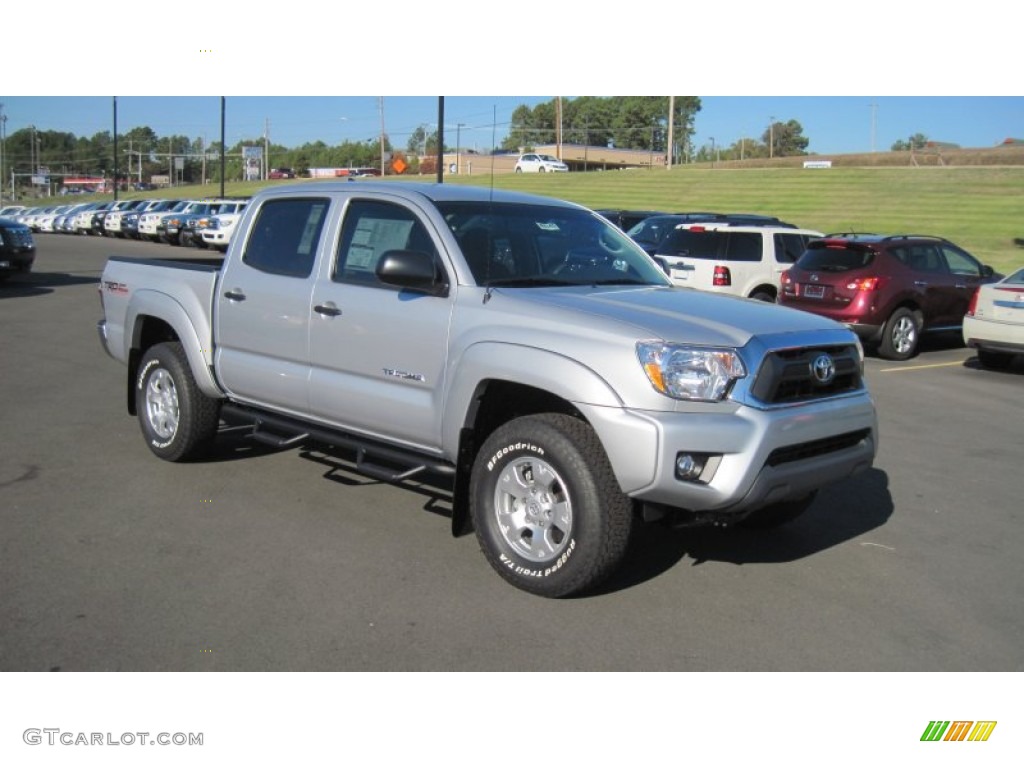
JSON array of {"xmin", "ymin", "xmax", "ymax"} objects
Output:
[
  {"xmin": 722, "ymin": 231, "xmax": 762, "ymax": 262},
  {"xmin": 242, "ymin": 197, "xmax": 330, "ymax": 278}
]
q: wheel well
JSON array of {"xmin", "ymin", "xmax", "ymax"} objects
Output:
[
  {"xmin": 451, "ymin": 380, "xmax": 585, "ymax": 537},
  {"xmin": 467, "ymin": 380, "xmax": 583, "ymax": 446},
  {"xmin": 750, "ymin": 285, "xmax": 777, "ymax": 300},
  {"xmin": 126, "ymin": 316, "xmax": 180, "ymax": 415}
]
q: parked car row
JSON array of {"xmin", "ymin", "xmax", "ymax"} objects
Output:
[
  {"xmin": 16, "ymin": 197, "xmax": 249, "ymax": 252},
  {"xmin": 614, "ymin": 209, "xmax": 1017, "ymax": 364}
]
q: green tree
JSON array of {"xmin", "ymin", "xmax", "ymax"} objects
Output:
[
  {"xmin": 891, "ymin": 133, "xmax": 928, "ymax": 151},
  {"xmin": 763, "ymin": 119, "xmax": 810, "ymax": 157},
  {"xmin": 501, "ymin": 97, "xmax": 701, "ymax": 158}
]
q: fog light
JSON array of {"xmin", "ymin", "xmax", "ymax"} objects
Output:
[{"xmin": 675, "ymin": 453, "xmax": 706, "ymax": 481}]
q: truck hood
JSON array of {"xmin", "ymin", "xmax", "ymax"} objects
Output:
[{"xmin": 501, "ymin": 285, "xmax": 848, "ymax": 347}]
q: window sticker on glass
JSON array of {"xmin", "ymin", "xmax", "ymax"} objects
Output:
[
  {"xmin": 297, "ymin": 204, "xmax": 327, "ymax": 256},
  {"xmin": 347, "ymin": 218, "xmax": 414, "ymax": 271}
]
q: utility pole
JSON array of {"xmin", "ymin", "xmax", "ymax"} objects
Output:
[
  {"xmin": 113, "ymin": 97, "xmax": 118, "ymax": 201},
  {"xmin": 220, "ymin": 97, "xmax": 226, "ymax": 199},
  {"xmin": 436, "ymin": 97, "xmax": 444, "ymax": 184},
  {"xmin": 869, "ymin": 101, "xmax": 878, "ymax": 153},
  {"xmin": 666, "ymin": 95, "xmax": 675, "ymax": 169},
  {"xmin": 0, "ymin": 103, "xmax": 6, "ymax": 205},
  {"xmin": 556, "ymin": 96, "xmax": 562, "ymax": 160},
  {"xmin": 263, "ymin": 120, "xmax": 269, "ymax": 179},
  {"xmin": 378, "ymin": 97, "xmax": 386, "ymax": 177},
  {"xmin": 456, "ymin": 123, "xmax": 464, "ymax": 174}
]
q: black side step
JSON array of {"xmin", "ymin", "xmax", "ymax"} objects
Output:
[
  {"xmin": 221, "ymin": 403, "xmax": 455, "ymax": 481},
  {"xmin": 250, "ymin": 419, "xmax": 309, "ymax": 448}
]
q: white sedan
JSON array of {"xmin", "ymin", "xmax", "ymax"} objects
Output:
[
  {"xmin": 964, "ymin": 266, "xmax": 1024, "ymax": 369},
  {"xmin": 514, "ymin": 153, "xmax": 569, "ymax": 173}
]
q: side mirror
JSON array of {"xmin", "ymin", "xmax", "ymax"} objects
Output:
[
  {"xmin": 376, "ymin": 249, "xmax": 448, "ymax": 296},
  {"xmin": 981, "ymin": 264, "xmax": 994, "ymax": 278}
]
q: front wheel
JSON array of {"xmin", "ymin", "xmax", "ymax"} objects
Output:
[
  {"xmin": 470, "ymin": 414, "xmax": 634, "ymax": 597},
  {"xmin": 135, "ymin": 342, "xmax": 220, "ymax": 461}
]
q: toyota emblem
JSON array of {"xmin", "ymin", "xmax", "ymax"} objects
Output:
[{"xmin": 811, "ymin": 353, "xmax": 836, "ymax": 385}]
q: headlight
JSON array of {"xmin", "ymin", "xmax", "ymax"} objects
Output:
[{"xmin": 637, "ymin": 342, "xmax": 746, "ymax": 401}]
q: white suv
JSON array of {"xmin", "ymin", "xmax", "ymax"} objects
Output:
[
  {"xmin": 514, "ymin": 153, "xmax": 569, "ymax": 173},
  {"xmin": 655, "ymin": 223, "xmax": 823, "ymax": 301}
]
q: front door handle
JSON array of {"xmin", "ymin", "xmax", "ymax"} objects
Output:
[
  {"xmin": 223, "ymin": 289, "xmax": 246, "ymax": 301},
  {"xmin": 314, "ymin": 302, "xmax": 342, "ymax": 317}
]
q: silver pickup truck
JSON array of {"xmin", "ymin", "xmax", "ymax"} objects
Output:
[{"xmin": 98, "ymin": 182, "xmax": 877, "ymax": 597}]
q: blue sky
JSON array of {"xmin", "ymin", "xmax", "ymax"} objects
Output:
[{"xmin": 1, "ymin": 95, "xmax": 1020, "ymax": 156}]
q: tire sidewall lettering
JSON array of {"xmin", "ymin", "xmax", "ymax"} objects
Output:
[
  {"xmin": 137, "ymin": 353, "xmax": 178, "ymax": 448},
  {"xmin": 497, "ymin": 538, "xmax": 576, "ymax": 579},
  {"xmin": 486, "ymin": 442, "xmax": 544, "ymax": 472},
  {"xmin": 137, "ymin": 358, "xmax": 162, "ymax": 392}
]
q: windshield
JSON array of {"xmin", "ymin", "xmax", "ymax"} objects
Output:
[
  {"xmin": 626, "ymin": 216, "xmax": 681, "ymax": 247},
  {"xmin": 438, "ymin": 202, "xmax": 670, "ymax": 287}
]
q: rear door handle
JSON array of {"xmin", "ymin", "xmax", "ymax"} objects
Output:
[
  {"xmin": 314, "ymin": 302, "xmax": 342, "ymax": 317},
  {"xmin": 223, "ymin": 289, "xmax": 246, "ymax": 301},
  {"xmin": 914, "ymin": 281, "xmax": 928, "ymax": 288}
]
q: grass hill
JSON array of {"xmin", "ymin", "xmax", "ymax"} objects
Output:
[{"xmin": 29, "ymin": 146, "xmax": 1024, "ymax": 274}]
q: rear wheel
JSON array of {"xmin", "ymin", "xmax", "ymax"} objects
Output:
[
  {"xmin": 879, "ymin": 307, "xmax": 921, "ymax": 360},
  {"xmin": 750, "ymin": 288, "xmax": 775, "ymax": 302},
  {"xmin": 135, "ymin": 342, "xmax": 220, "ymax": 461},
  {"xmin": 470, "ymin": 414, "xmax": 634, "ymax": 597}
]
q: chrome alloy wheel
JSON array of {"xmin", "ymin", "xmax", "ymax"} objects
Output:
[
  {"xmin": 493, "ymin": 457, "xmax": 573, "ymax": 562},
  {"xmin": 144, "ymin": 368, "xmax": 179, "ymax": 440},
  {"xmin": 891, "ymin": 315, "xmax": 918, "ymax": 355}
]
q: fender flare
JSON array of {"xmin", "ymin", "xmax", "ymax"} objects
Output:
[
  {"xmin": 442, "ymin": 340, "xmax": 625, "ymax": 451},
  {"xmin": 126, "ymin": 289, "xmax": 221, "ymax": 400}
]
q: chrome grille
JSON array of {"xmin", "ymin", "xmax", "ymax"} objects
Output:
[{"xmin": 750, "ymin": 345, "xmax": 863, "ymax": 405}]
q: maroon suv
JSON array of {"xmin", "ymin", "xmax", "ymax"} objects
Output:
[{"xmin": 779, "ymin": 234, "xmax": 998, "ymax": 360}]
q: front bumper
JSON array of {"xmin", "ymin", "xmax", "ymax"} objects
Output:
[
  {"xmin": 0, "ymin": 247, "xmax": 36, "ymax": 274},
  {"xmin": 580, "ymin": 392, "xmax": 878, "ymax": 521}
]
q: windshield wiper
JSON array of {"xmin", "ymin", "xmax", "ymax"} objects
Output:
[
  {"xmin": 590, "ymin": 278, "xmax": 651, "ymax": 286},
  {"xmin": 481, "ymin": 277, "xmax": 576, "ymax": 288}
]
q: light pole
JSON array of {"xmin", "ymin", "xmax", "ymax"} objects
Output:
[
  {"xmin": 456, "ymin": 123, "xmax": 464, "ymax": 175},
  {"xmin": 0, "ymin": 103, "xmax": 6, "ymax": 205},
  {"xmin": 710, "ymin": 137, "xmax": 715, "ymax": 168}
]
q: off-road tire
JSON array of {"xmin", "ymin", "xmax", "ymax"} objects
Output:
[
  {"xmin": 135, "ymin": 342, "xmax": 220, "ymax": 462},
  {"xmin": 469, "ymin": 413, "xmax": 634, "ymax": 598}
]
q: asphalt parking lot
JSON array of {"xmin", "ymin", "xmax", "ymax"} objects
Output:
[{"xmin": 2, "ymin": 233, "xmax": 1022, "ymax": 672}]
